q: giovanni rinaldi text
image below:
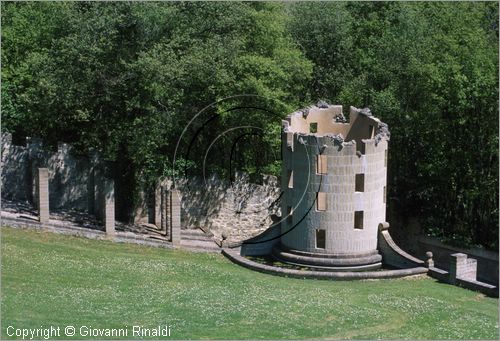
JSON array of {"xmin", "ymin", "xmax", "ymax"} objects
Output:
[{"xmin": 6, "ymin": 325, "xmax": 172, "ymax": 339}]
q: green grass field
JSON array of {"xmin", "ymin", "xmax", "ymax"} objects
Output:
[{"xmin": 1, "ymin": 227, "xmax": 498, "ymax": 339}]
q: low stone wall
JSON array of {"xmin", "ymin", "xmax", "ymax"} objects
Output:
[
  {"xmin": 428, "ymin": 255, "xmax": 498, "ymax": 298},
  {"xmin": 377, "ymin": 222, "xmax": 425, "ymax": 269},
  {"xmin": 386, "ymin": 209, "xmax": 499, "ymax": 286},
  {"xmin": 416, "ymin": 236, "xmax": 498, "ymax": 286}
]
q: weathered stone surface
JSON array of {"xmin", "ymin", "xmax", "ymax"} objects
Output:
[
  {"xmin": 425, "ymin": 251, "xmax": 434, "ymax": 268},
  {"xmin": 174, "ymin": 173, "xmax": 281, "ymax": 243}
]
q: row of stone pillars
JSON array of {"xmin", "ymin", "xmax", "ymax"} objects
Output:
[
  {"xmin": 35, "ymin": 168, "xmax": 181, "ymax": 245},
  {"xmin": 157, "ymin": 187, "xmax": 181, "ymax": 246},
  {"xmin": 36, "ymin": 167, "xmax": 116, "ymax": 235},
  {"xmin": 149, "ymin": 185, "xmax": 182, "ymax": 246}
]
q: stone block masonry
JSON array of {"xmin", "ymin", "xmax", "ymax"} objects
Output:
[
  {"xmin": 176, "ymin": 173, "xmax": 281, "ymax": 243},
  {"xmin": 1, "ymin": 133, "xmax": 131, "ymax": 223},
  {"xmin": 450, "ymin": 253, "xmax": 477, "ymax": 283},
  {"xmin": 37, "ymin": 168, "xmax": 49, "ymax": 223}
]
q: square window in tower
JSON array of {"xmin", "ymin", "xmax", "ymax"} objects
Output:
[
  {"xmin": 316, "ymin": 229, "xmax": 326, "ymax": 249},
  {"xmin": 355, "ymin": 174, "xmax": 365, "ymax": 192},
  {"xmin": 317, "ymin": 192, "xmax": 327, "ymax": 211},
  {"xmin": 310, "ymin": 122, "xmax": 318, "ymax": 133},
  {"xmin": 354, "ymin": 211, "xmax": 364, "ymax": 229}
]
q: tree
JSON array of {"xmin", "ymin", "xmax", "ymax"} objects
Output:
[{"xmin": 1, "ymin": 1, "xmax": 312, "ymax": 219}]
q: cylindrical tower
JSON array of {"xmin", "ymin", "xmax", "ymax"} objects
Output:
[{"xmin": 275, "ymin": 104, "xmax": 390, "ymax": 270}]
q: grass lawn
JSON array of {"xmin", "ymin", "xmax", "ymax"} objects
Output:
[{"xmin": 1, "ymin": 227, "xmax": 498, "ymax": 340}]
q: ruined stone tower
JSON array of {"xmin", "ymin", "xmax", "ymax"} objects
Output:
[{"xmin": 275, "ymin": 104, "xmax": 390, "ymax": 270}]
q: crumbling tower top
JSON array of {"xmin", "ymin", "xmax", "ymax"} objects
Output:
[{"xmin": 282, "ymin": 103, "xmax": 390, "ymax": 151}]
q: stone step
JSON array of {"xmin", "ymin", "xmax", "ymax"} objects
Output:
[
  {"xmin": 181, "ymin": 228, "xmax": 212, "ymax": 236},
  {"xmin": 181, "ymin": 234, "xmax": 214, "ymax": 242},
  {"xmin": 181, "ymin": 228, "xmax": 214, "ymax": 242},
  {"xmin": 180, "ymin": 239, "xmax": 221, "ymax": 252}
]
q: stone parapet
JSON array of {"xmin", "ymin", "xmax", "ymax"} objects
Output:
[{"xmin": 377, "ymin": 222, "xmax": 424, "ymax": 268}]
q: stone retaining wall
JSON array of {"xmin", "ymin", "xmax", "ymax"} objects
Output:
[
  {"xmin": 1, "ymin": 133, "xmax": 281, "ymax": 241},
  {"xmin": 179, "ymin": 173, "xmax": 281, "ymax": 242},
  {"xmin": 2, "ymin": 133, "xmax": 94, "ymax": 212}
]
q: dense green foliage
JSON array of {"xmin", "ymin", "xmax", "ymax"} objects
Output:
[
  {"xmin": 1, "ymin": 2, "xmax": 498, "ymax": 248},
  {"xmin": 2, "ymin": 227, "xmax": 498, "ymax": 339}
]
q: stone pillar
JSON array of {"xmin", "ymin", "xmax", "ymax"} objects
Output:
[
  {"xmin": 450, "ymin": 253, "xmax": 477, "ymax": 283},
  {"xmin": 37, "ymin": 168, "xmax": 49, "ymax": 224},
  {"xmin": 103, "ymin": 178, "xmax": 115, "ymax": 237},
  {"xmin": 160, "ymin": 185, "xmax": 168, "ymax": 235},
  {"xmin": 170, "ymin": 189, "xmax": 181, "ymax": 246}
]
